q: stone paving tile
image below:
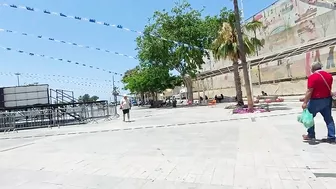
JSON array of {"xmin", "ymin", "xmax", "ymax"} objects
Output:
[{"xmin": 1, "ymin": 106, "xmax": 336, "ymax": 188}]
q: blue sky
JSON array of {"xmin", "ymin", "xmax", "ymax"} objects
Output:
[{"xmin": 0, "ymin": 0, "xmax": 275, "ymax": 100}]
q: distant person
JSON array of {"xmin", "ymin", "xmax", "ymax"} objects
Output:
[
  {"xmin": 301, "ymin": 62, "xmax": 335, "ymax": 143},
  {"xmin": 326, "ymin": 46, "xmax": 335, "ymax": 69},
  {"xmin": 120, "ymin": 95, "xmax": 131, "ymax": 122},
  {"xmin": 286, "ymin": 58, "xmax": 293, "ymax": 77},
  {"xmin": 261, "ymin": 91, "xmax": 268, "ymax": 96},
  {"xmin": 220, "ymin": 94, "xmax": 224, "ymax": 103}
]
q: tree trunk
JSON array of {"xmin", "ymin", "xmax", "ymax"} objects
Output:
[
  {"xmin": 140, "ymin": 92, "xmax": 144, "ymax": 102},
  {"xmin": 254, "ymin": 30, "xmax": 258, "ymax": 56},
  {"xmin": 151, "ymin": 92, "xmax": 155, "ymax": 100},
  {"xmin": 183, "ymin": 76, "xmax": 194, "ymax": 103},
  {"xmin": 197, "ymin": 79, "xmax": 201, "ymax": 102},
  {"xmin": 233, "ymin": 61, "xmax": 243, "ymax": 106},
  {"xmin": 233, "ymin": 0, "xmax": 254, "ymax": 111}
]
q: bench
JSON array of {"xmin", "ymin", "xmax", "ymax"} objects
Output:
[
  {"xmin": 208, "ymin": 99, "xmax": 216, "ymax": 107},
  {"xmin": 257, "ymin": 95, "xmax": 278, "ymax": 101},
  {"xmin": 257, "ymin": 96, "xmax": 283, "ymax": 111}
]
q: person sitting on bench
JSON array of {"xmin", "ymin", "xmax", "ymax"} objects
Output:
[{"xmin": 262, "ymin": 91, "xmax": 268, "ymax": 96}]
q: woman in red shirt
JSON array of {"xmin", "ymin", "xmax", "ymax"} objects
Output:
[{"xmin": 302, "ymin": 62, "xmax": 335, "ymax": 143}]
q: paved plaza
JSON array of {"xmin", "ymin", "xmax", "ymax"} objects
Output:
[{"xmin": 0, "ymin": 103, "xmax": 336, "ymax": 189}]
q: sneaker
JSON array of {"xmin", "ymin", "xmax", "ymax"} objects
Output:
[
  {"xmin": 302, "ymin": 134, "xmax": 315, "ymax": 141},
  {"xmin": 321, "ymin": 138, "xmax": 336, "ymax": 143}
]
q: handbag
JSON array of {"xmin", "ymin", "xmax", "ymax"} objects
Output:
[
  {"xmin": 315, "ymin": 71, "xmax": 336, "ymax": 100},
  {"xmin": 297, "ymin": 109, "xmax": 314, "ymax": 129}
]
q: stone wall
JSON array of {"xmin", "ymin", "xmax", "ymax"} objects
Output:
[
  {"xmin": 193, "ymin": 75, "xmax": 336, "ymax": 99},
  {"xmin": 194, "ymin": 1, "xmax": 336, "ymax": 99}
]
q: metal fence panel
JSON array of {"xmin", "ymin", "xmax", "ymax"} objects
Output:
[
  {"xmin": 0, "ymin": 103, "xmax": 118, "ymax": 132},
  {"xmin": 0, "ymin": 112, "xmax": 16, "ymax": 132}
]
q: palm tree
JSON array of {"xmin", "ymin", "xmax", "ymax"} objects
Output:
[
  {"xmin": 245, "ymin": 19, "xmax": 264, "ymax": 85},
  {"xmin": 245, "ymin": 20, "xmax": 263, "ymax": 56},
  {"xmin": 233, "ymin": 0, "xmax": 261, "ymax": 111},
  {"xmin": 212, "ymin": 11, "xmax": 263, "ymax": 108}
]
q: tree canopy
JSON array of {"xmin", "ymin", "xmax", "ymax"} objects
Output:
[
  {"xmin": 122, "ymin": 64, "xmax": 182, "ymax": 96},
  {"xmin": 78, "ymin": 94, "xmax": 99, "ymax": 102},
  {"xmin": 122, "ymin": 0, "xmax": 265, "ymax": 104},
  {"xmin": 212, "ymin": 12, "xmax": 263, "ymax": 62},
  {"xmin": 135, "ymin": 0, "xmax": 225, "ymax": 101}
]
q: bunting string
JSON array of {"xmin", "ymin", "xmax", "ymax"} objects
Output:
[
  {"xmin": 60, "ymin": 87, "xmax": 109, "ymax": 94},
  {"xmin": 0, "ymin": 28, "xmax": 137, "ymax": 60},
  {"xmin": 25, "ymin": 76, "xmax": 111, "ymax": 89},
  {"xmin": 50, "ymin": 85, "xmax": 110, "ymax": 94},
  {"xmin": 0, "ymin": 72, "xmax": 116, "ymax": 89},
  {"xmin": 0, "ymin": 3, "xmax": 206, "ymax": 51},
  {"xmin": 3, "ymin": 72, "xmax": 121, "ymax": 83},
  {"xmin": 0, "ymin": 75, "xmax": 111, "ymax": 94},
  {"xmin": 0, "ymin": 45, "xmax": 123, "ymax": 76}
]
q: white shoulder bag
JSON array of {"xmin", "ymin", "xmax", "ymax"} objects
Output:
[{"xmin": 315, "ymin": 71, "xmax": 336, "ymax": 100}]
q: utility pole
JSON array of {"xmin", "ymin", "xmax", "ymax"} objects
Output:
[
  {"xmin": 240, "ymin": 0, "xmax": 244, "ymax": 24},
  {"xmin": 112, "ymin": 75, "xmax": 119, "ymax": 116},
  {"xmin": 14, "ymin": 73, "xmax": 21, "ymax": 86},
  {"xmin": 239, "ymin": 0, "xmax": 253, "ymax": 97}
]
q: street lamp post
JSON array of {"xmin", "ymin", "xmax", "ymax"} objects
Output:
[
  {"xmin": 14, "ymin": 73, "xmax": 21, "ymax": 86},
  {"xmin": 112, "ymin": 75, "xmax": 119, "ymax": 116},
  {"xmin": 239, "ymin": 0, "xmax": 253, "ymax": 98}
]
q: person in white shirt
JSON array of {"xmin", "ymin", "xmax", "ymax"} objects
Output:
[{"xmin": 120, "ymin": 95, "xmax": 131, "ymax": 122}]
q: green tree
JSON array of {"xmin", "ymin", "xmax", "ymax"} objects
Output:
[
  {"xmin": 136, "ymin": 0, "xmax": 218, "ymax": 102},
  {"xmin": 122, "ymin": 64, "xmax": 182, "ymax": 100},
  {"xmin": 212, "ymin": 11, "xmax": 263, "ymax": 106},
  {"xmin": 90, "ymin": 95, "xmax": 99, "ymax": 102},
  {"xmin": 244, "ymin": 19, "xmax": 263, "ymax": 56},
  {"xmin": 78, "ymin": 94, "xmax": 99, "ymax": 102},
  {"xmin": 245, "ymin": 19, "xmax": 264, "ymax": 85},
  {"xmin": 122, "ymin": 67, "xmax": 144, "ymax": 94}
]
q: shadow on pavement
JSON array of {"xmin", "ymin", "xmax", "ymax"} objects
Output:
[
  {"xmin": 303, "ymin": 139, "xmax": 336, "ymax": 145},
  {"xmin": 268, "ymin": 106, "xmax": 293, "ymax": 111}
]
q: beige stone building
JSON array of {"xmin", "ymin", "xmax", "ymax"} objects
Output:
[{"xmin": 193, "ymin": 0, "xmax": 336, "ymax": 99}]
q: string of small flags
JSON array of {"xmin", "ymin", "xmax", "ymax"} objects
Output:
[
  {"xmin": 0, "ymin": 28, "xmax": 137, "ymax": 60},
  {"xmin": 51, "ymin": 85, "xmax": 111, "ymax": 94},
  {"xmin": 18, "ymin": 76, "xmax": 113, "ymax": 94},
  {"xmin": 0, "ymin": 72, "xmax": 114, "ymax": 89},
  {"xmin": 62, "ymin": 87, "xmax": 109, "ymax": 94},
  {"xmin": 27, "ymin": 76, "xmax": 112, "ymax": 89},
  {"xmin": 0, "ymin": 45, "xmax": 123, "ymax": 76},
  {"xmin": 0, "ymin": 3, "xmax": 206, "ymax": 51},
  {"xmin": 9, "ymin": 72, "xmax": 121, "ymax": 84}
]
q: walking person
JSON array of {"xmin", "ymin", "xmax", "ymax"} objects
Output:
[
  {"xmin": 301, "ymin": 62, "xmax": 335, "ymax": 143},
  {"xmin": 120, "ymin": 94, "xmax": 131, "ymax": 122}
]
